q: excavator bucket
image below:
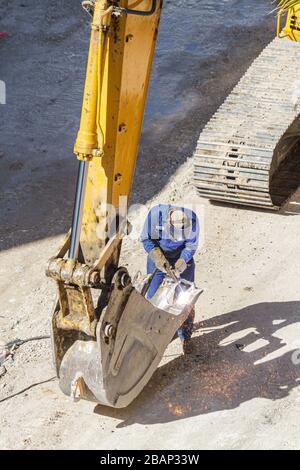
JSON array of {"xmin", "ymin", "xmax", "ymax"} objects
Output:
[{"xmin": 51, "ymin": 269, "xmax": 200, "ymax": 408}]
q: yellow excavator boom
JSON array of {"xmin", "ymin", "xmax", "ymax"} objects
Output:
[{"xmin": 73, "ymin": 0, "xmax": 162, "ymax": 267}]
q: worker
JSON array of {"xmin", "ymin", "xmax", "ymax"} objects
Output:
[{"xmin": 141, "ymin": 204, "xmax": 200, "ymax": 354}]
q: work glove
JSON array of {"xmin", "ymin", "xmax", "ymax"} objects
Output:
[
  {"xmin": 149, "ymin": 247, "xmax": 172, "ymax": 275},
  {"xmin": 174, "ymin": 258, "xmax": 187, "ymax": 276}
]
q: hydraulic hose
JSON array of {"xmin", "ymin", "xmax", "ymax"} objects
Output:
[{"xmin": 123, "ymin": 0, "xmax": 157, "ymax": 17}]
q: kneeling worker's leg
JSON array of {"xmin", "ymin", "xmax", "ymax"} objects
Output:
[
  {"xmin": 177, "ymin": 259, "xmax": 195, "ymax": 341},
  {"xmin": 146, "ymin": 256, "xmax": 166, "ymax": 300}
]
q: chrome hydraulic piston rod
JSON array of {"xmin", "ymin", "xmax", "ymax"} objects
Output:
[{"xmin": 68, "ymin": 161, "xmax": 89, "ymax": 260}]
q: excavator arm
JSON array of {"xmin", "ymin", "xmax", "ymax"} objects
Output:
[{"xmin": 46, "ymin": 0, "xmax": 199, "ymax": 408}]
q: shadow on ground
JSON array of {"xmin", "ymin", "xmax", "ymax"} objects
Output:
[{"xmin": 95, "ymin": 301, "xmax": 300, "ymax": 426}]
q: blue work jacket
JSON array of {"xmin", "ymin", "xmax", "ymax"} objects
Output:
[{"xmin": 140, "ymin": 204, "xmax": 200, "ymax": 263}]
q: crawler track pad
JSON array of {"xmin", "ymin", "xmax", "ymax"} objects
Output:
[{"xmin": 194, "ymin": 38, "xmax": 300, "ymax": 209}]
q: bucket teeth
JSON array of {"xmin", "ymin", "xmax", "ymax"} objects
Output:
[{"xmin": 193, "ymin": 38, "xmax": 300, "ymax": 209}]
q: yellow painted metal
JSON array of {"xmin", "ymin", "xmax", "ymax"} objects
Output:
[
  {"xmin": 74, "ymin": 0, "xmax": 113, "ymax": 159},
  {"xmin": 74, "ymin": 0, "xmax": 162, "ymax": 265},
  {"xmin": 281, "ymin": 5, "xmax": 300, "ymax": 41}
]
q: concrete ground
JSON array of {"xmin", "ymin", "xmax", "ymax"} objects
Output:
[{"xmin": 0, "ymin": 1, "xmax": 300, "ymax": 450}]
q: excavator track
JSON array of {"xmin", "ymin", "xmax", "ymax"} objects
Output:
[{"xmin": 193, "ymin": 37, "xmax": 300, "ymax": 209}]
